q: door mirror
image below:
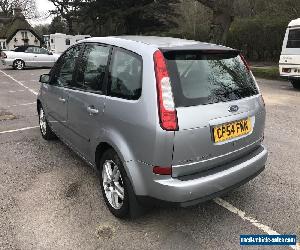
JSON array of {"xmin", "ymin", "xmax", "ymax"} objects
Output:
[
  {"xmin": 39, "ymin": 74, "xmax": 50, "ymax": 84},
  {"xmin": 48, "ymin": 51, "xmax": 53, "ymax": 55}
]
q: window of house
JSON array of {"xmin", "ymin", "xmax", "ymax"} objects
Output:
[
  {"xmin": 108, "ymin": 48, "xmax": 142, "ymax": 100},
  {"xmin": 21, "ymin": 31, "xmax": 28, "ymax": 39},
  {"xmin": 66, "ymin": 39, "xmax": 71, "ymax": 46}
]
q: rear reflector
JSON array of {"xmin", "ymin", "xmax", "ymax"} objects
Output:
[
  {"xmin": 153, "ymin": 166, "xmax": 172, "ymax": 175},
  {"xmin": 153, "ymin": 50, "xmax": 178, "ymax": 131}
]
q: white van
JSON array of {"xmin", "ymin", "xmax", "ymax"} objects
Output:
[{"xmin": 279, "ymin": 18, "xmax": 300, "ymax": 89}]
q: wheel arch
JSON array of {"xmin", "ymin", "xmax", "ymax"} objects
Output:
[{"xmin": 94, "ymin": 136, "xmax": 147, "ymax": 196}]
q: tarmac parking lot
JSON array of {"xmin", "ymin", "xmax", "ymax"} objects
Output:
[{"xmin": 0, "ymin": 65, "xmax": 299, "ymax": 250}]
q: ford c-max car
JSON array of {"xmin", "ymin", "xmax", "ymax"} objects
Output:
[{"xmin": 37, "ymin": 36, "xmax": 268, "ymax": 218}]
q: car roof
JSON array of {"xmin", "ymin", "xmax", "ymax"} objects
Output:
[{"xmin": 81, "ymin": 36, "xmax": 235, "ymax": 52}]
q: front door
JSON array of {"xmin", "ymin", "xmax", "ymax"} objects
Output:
[
  {"xmin": 65, "ymin": 43, "xmax": 110, "ymax": 162},
  {"xmin": 42, "ymin": 44, "xmax": 82, "ymax": 137}
]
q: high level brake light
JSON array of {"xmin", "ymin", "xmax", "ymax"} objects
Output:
[{"xmin": 153, "ymin": 50, "xmax": 178, "ymax": 131}]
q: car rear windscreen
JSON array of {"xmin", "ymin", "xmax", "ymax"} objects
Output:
[
  {"xmin": 287, "ymin": 29, "xmax": 300, "ymax": 48},
  {"xmin": 164, "ymin": 51, "xmax": 259, "ymax": 107}
]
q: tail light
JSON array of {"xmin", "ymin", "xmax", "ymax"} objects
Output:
[
  {"xmin": 0, "ymin": 52, "xmax": 7, "ymax": 59},
  {"xmin": 282, "ymin": 68, "xmax": 291, "ymax": 73},
  {"xmin": 240, "ymin": 53, "xmax": 250, "ymax": 71},
  {"xmin": 153, "ymin": 50, "xmax": 178, "ymax": 131}
]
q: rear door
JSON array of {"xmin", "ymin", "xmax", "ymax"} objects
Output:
[
  {"xmin": 164, "ymin": 51, "xmax": 266, "ymax": 177},
  {"xmin": 65, "ymin": 43, "xmax": 110, "ymax": 162}
]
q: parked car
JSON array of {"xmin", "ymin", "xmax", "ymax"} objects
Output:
[
  {"xmin": 0, "ymin": 45, "xmax": 60, "ymax": 70},
  {"xmin": 37, "ymin": 36, "xmax": 268, "ymax": 218},
  {"xmin": 279, "ymin": 18, "xmax": 300, "ymax": 89}
]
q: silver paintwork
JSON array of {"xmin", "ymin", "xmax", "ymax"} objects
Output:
[{"xmin": 37, "ymin": 36, "xmax": 268, "ymax": 205}]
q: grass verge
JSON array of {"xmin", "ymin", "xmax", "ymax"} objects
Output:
[{"xmin": 251, "ymin": 66, "xmax": 281, "ymax": 80}]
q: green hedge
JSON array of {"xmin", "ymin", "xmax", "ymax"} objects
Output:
[{"xmin": 227, "ymin": 16, "xmax": 288, "ymax": 62}]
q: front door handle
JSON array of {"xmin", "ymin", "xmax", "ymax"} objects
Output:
[
  {"xmin": 87, "ymin": 106, "xmax": 99, "ymax": 115},
  {"xmin": 58, "ymin": 97, "xmax": 66, "ymax": 103}
]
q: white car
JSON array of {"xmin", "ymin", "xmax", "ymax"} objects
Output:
[{"xmin": 0, "ymin": 45, "xmax": 60, "ymax": 70}]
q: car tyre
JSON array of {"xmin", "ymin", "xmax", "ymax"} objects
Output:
[
  {"xmin": 99, "ymin": 149, "xmax": 144, "ymax": 219},
  {"xmin": 38, "ymin": 105, "xmax": 57, "ymax": 140},
  {"xmin": 291, "ymin": 80, "xmax": 300, "ymax": 89},
  {"xmin": 13, "ymin": 59, "xmax": 25, "ymax": 70}
]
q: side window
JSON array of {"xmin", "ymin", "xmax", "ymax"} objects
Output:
[
  {"xmin": 73, "ymin": 43, "xmax": 110, "ymax": 92},
  {"xmin": 33, "ymin": 47, "xmax": 41, "ymax": 54},
  {"xmin": 25, "ymin": 47, "xmax": 34, "ymax": 53},
  {"xmin": 52, "ymin": 45, "xmax": 82, "ymax": 87},
  {"xmin": 108, "ymin": 48, "xmax": 142, "ymax": 100},
  {"xmin": 39, "ymin": 48, "xmax": 49, "ymax": 54}
]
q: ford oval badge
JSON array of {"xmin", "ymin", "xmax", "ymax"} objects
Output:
[{"xmin": 229, "ymin": 105, "xmax": 239, "ymax": 113}]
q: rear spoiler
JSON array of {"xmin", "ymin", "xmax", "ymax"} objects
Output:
[{"xmin": 161, "ymin": 49, "xmax": 241, "ymax": 60}]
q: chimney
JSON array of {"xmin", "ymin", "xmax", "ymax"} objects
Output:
[{"xmin": 13, "ymin": 7, "xmax": 23, "ymax": 18}]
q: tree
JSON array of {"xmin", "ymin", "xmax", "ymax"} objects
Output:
[
  {"xmin": 196, "ymin": 0, "xmax": 234, "ymax": 44},
  {"xmin": 49, "ymin": 0, "xmax": 179, "ymax": 36},
  {"xmin": 49, "ymin": 0, "xmax": 88, "ymax": 34},
  {"xmin": 49, "ymin": 16, "xmax": 68, "ymax": 34},
  {"xmin": 0, "ymin": 0, "xmax": 37, "ymax": 19},
  {"xmin": 34, "ymin": 24, "xmax": 50, "ymax": 36}
]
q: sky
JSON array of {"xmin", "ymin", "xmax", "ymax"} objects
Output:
[{"xmin": 29, "ymin": 0, "xmax": 56, "ymax": 26}]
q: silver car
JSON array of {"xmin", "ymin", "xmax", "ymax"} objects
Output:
[
  {"xmin": 0, "ymin": 45, "xmax": 60, "ymax": 70},
  {"xmin": 37, "ymin": 36, "xmax": 268, "ymax": 218}
]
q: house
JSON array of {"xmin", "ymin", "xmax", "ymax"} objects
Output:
[
  {"xmin": 0, "ymin": 7, "xmax": 42, "ymax": 51},
  {"xmin": 44, "ymin": 33, "xmax": 91, "ymax": 54}
]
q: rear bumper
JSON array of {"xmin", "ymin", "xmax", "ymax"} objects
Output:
[
  {"xmin": 138, "ymin": 145, "xmax": 267, "ymax": 206},
  {"xmin": 1, "ymin": 59, "xmax": 13, "ymax": 66},
  {"xmin": 279, "ymin": 64, "xmax": 300, "ymax": 81},
  {"xmin": 280, "ymin": 74, "xmax": 300, "ymax": 81}
]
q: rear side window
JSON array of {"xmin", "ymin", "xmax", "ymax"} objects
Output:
[
  {"xmin": 108, "ymin": 48, "xmax": 142, "ymax": 100},
  {"xmin": 287, "ymin": 29, "xmax": 300, "ymax": 48},
  {"xmin": 164, "ymin": 51, "xmax": 258, "ymax": 107}
]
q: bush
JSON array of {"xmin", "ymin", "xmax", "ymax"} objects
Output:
[{"xmin": 227, "ymin": 16, "xmax": 288, "ymax": 62}]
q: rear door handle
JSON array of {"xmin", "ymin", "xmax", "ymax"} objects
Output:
[
  {"xmin": 58, "ymin": 97, "xmax": 66, "ymax": 103},
  {"xmin": 87, "ymin": 106, "xmax": 99, "ymax": 115}
]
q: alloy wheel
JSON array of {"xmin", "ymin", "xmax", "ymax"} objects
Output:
[
  {"xmin": 39, "ymin": 108, "xmax": 47, "ymax": 135},
  {"xmin": 102, "ymin": 160, "xmax": 125, "ymax": 210}
]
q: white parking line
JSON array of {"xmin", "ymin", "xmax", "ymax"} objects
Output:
[
  {"xmin": 214, "ymin": 198, "xmax": 298, "ymax": 249},
  {"xmin": 8, "ymin": 90, "xmax": 25, "ymax": 93},
  {"xmin": 0, "ymin": 70, "xmax": 38, "ymax": 96},
  {"xmin": 5, "ymin": 102, "xmax": 36, "ymax": 108},
  {"xmin": 0, "ymin": 126, "xmax": 39, "ymax": 134}
]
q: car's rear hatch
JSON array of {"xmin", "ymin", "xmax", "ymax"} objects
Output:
[{"xmin": 163, "ymin": 49, "xmax": 266, "ymax": 178}]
